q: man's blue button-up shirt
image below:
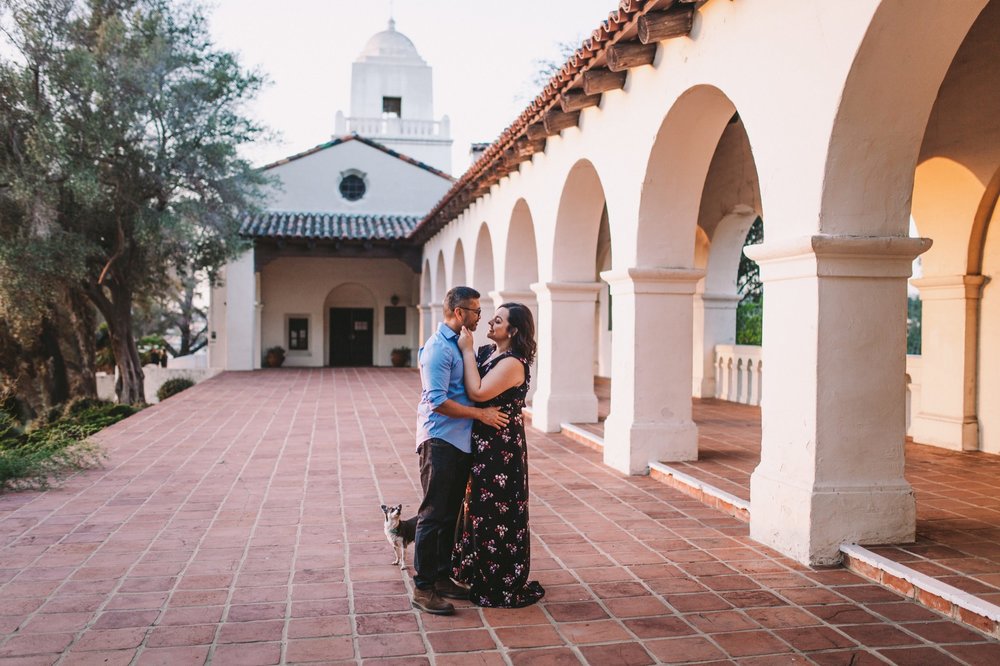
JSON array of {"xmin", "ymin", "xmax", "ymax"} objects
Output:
[{"xmin": 415, "ymin": 323, "xmax": 473, "ymax": 452}]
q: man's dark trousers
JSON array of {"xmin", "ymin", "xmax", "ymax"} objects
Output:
[{"xmin": 413, "ymin": 438, "xmax": 471, "ymax": 590}]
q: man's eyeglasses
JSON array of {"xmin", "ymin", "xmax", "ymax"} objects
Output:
[{"xmin": 456, "ymin": 306, "xmax": 482, "ymax": 316}]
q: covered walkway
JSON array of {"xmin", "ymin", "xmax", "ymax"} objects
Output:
[
  {"xmin": 573, "ymin": 380, "xmax": 1000, "ymax": 622},
  {"xmin": 1, "ymin": 370, "xmax": 998, "ymax": 664}
]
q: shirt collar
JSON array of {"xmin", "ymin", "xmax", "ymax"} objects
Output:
[{"xmin": 437, "ymin": 322, "xmax": 459, "ymax": 340}]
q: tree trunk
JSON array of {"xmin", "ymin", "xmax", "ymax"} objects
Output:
[
  {"xmin": 0, "ymin": 290, "xmax": 97, "ymax": 421},
  {"xmin": 85, "ymin": 281, "xmax": 146, "ymax": 404}
]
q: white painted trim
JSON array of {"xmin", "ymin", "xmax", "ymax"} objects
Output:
[
  {"xmin": 648, "ymin": 462, "xmax": 752, "ymax": 514},
  {"xmin": 840, "ymin": 544, "xmax": 1000, "ymax": 622}
]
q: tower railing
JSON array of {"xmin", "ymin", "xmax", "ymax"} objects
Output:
[{"xmin": 341, "ymin": 116, "xmax": 449, "ymax": 139}]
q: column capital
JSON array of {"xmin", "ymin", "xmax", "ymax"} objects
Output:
[
  {"xmin": 490, "ymin": 289, "xmax": 536, "ymax": 306},
  {"xmin": 700, "ymin": 292, "xmax": 743, "ymax": 306},
  {"xmin": 745, "ymin": 234, "xmax": 933, "ymax": 281},
  {"xmin": 910, "ymin": 274, "xmax": 986, "ymax": 301},
  {"xmin": 600, "ymin": 267, "xmax": 705, "ymax": 295},
  {"xmin": 530, "ymin": 281, "xmax": 602, "ymax": 302}
]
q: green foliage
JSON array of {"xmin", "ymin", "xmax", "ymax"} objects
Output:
[
  {"xmin": 0, "ymin": 400, "xmax": 137, "ymax": 492},
  {"xmin": 907, "ymin": 296, "xmax": 922, "ymax": 355},
  {"xmin": 736, "ymin": 217, "xmax": 764, "ymax": 345},
  {"xmin": 156, "ymin": 377, "xmax": 194, "ymax": 401},
  {"xmin": 0, "ymin": 0, "xmax": 272, "ymax": 403},
  {"xmin": 736, "ymin": 295, "xmax": 763, "ymax": 346}
]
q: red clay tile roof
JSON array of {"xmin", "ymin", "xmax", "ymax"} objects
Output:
[
  {"xmin": 240, "ymin": 211, "xmax": 420, "ymax": 241},
  {"xmin": 409, "ymin": 0, "xmax": 682, "ymax": 244},
  {"xmin": 261, "ymin": 134, "xmax": 454, "ymax": 182}
]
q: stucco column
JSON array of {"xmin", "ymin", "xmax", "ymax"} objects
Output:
[
  {"xmin": 491, "ymin": 290, "xmax": 538, "ymax": 402},
  {"xmin": 909, "ymin": 275, "xmax": 985, "ymax": 451},
  {"xmin": 746, "ymin": 235, "xmax": 931, "ymax": 566},
  {"xmin": 225, "ymin": 250, "xmax": 257, "ymax": 371},
  {"xmin": 692, "ymin": 292, "xmax": 742, "ymax": 397},
  {"xmin": 602, "ymin": 268, "xmax": 704, "ymax": 474},
  {"xmin": 417, "ymin": 303, "xmax": 435, "ymax": 345},
  {"xmin": 530, "ymin": 282, "xmax": 601, "ymax": 432}
]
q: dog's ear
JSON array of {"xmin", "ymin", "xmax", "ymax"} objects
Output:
[
  {"xmin": 395, "ymin": 504, "xmax": 402, "ymax": 513},
  {"xmin": 380, "ymin": 504, "xmax": 387, "ymax": 514}
]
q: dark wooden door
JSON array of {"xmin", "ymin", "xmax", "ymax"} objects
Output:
[{"xmin": 329, "ymin": 308, "xmax": 374, "ymax": 367}]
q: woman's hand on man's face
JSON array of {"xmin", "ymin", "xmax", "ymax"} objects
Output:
[{"xmin": 457, "ymin": 326, "xmax": 474, "ymax": 353}]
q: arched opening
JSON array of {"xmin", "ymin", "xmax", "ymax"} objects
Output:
[
  {"xmin": 502, "ymin": 200, "xmax": 541, "ymax": 402},
  {"xmin": 434, "ymin": 251, "xmax": 447, "ymax": 328},
  {"xmin": 419, "ymin": 259, "xmax": 433, "ymax": 343},
  {"xmin": 603, "ymin": 85, "xmax": 758, "ymax": 473},
  {"xmin": 503, "ymin": 199, "xmax": 539, "ymax": 291},
  {"xmin": 900, "ymin": 0, "xmax": 1000, "ymax": 458},
  {"xmin": 324, "ymin": 282, "xmax": 378, "ymax": 367},
  {"xmin": 751, "ymin": 0, "xmax": 994, "ymax": 565},
  {"xmin": 531, "ymin": 160, "xmax": 609, "ymax": 432},
  {"xmin": 452, "ymin": 240, "xmax": 467, "ymax": 290},
  {"xmin": 472, "ymin": 223, "xmax": 496, "ymax": 348}
]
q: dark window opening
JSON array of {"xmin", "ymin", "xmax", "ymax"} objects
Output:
[
  {"xmin": 339, "ymin": 174, "xmax": 366, "ymax": 201},
  {"xmin": 385, "ymin": 306, "xmax": 407, "ymax": 335},
  {"xmin": 288, "ymin": 317, "xmax": 309, "ymax": 350},
  {"xmin": 382, "ymin": 96, "xmax": 402, "ymax": 117}
]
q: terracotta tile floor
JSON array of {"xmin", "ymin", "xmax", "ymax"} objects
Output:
[
  {"xmin": 0, "ymin": 369, "xmax": 998, "ymax": 665},
  {"xmin": 582, "ymin": 379, "xmax": 1000, "ymax": 611}
]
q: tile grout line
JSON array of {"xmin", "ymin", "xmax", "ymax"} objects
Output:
[{"xmin": 200, "ymin": 374, "xmax": 302, "ymax": 663}]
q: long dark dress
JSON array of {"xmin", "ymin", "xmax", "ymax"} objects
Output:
[{"xmin": 452, "ymin": 345, "xmax": 544, "ymax": 608}]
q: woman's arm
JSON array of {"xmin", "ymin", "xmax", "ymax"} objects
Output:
[{"xmin": 462, "ymin": 352, "xmax": 524, "ymax": 402}]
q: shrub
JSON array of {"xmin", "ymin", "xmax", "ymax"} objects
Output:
[
  {"xmin": 156, "ymin": 377, "xmax": 195, "ymax": 402},
  {"xmin": 0, "ymin": 400, "xmax": 136, "ymax": 492}
]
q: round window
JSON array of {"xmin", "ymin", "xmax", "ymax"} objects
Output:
[{"xmin": 339, "ymin": 174, "xmax": 366, "ymax": 201}]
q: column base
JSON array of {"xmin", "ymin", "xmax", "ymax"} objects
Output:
[
  {"xmin": 531, "ymin": 391, "xmax": 598, "ymax": 433},
  {"xmin": 749, "ymin": 469, "xmax": 916, "ymax": 566},
  {"xmin": 603, "ymin": 416, "xmax": 698, "ymax": 475},
  {"xmin": 692, "ymin": 376, "xmax": 716, "ymax": 399},
  {"xmin": 910, "ymin": 413, "xmax": 979, "ymax": 451}
]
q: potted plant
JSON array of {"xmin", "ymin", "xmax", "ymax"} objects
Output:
[
  {"xmin": 390, "ymin": 346, "xmax": 411, "ymax": 368},
  {"xmin": 264, "ymin": 346, "xmax": 286, "ymax": 368}
]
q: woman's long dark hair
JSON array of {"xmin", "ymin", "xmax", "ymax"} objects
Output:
[{"xmin": 500, "ymin": 302, "xmax": 536, "ymax": 366}]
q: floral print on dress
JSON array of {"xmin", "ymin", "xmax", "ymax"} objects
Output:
[{"xmin": 452, "ymin": 345, "xmax": 545, "ymax": 608}]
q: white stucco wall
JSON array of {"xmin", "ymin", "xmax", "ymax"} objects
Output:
[
  {"xmin": 259, "ymin": 257, "xmax": 419, "ymax": 367},
  {"xmin": 262, "ymin": 139, "xmax": 451, "ymax": 214},
  {"xmin": 414, "ymin": 0, "xmax": 995, "ymax": 565}
]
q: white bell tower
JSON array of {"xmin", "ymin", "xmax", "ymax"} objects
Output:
[{"xmin": 335, "ymin": 19, "xmax": 453, "ymax": 174}]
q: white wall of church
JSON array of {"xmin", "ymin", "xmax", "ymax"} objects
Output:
[
  {"xmin": 259, "ymin": 257, "xmax": 419, "ymax": 368},
  {"xmin": 351, "ymin": 62, "xmax": 433, "ymax": 120},
  {"xmin": 263, "ymin": 140, "xmax": 450, "ymax": 214},
  {"xmin": 979, "ymin": 213, "xmax": 1000, "ymax": 455},
  {"xmin": 416, "ymin": 0, "xmax": 995, "ymax": 566}
]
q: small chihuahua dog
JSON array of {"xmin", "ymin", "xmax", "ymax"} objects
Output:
[{"xmin": 381, "ymin": 504, "xmax": 417, "ymax": 568}]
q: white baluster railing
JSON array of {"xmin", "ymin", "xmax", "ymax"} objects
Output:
[
  {"xmin": 713, "ymin": 345, "xmax": 763, "ymax": 406},
  {"xmin": 342, "ymin": 116, "xmax": 447, "ymax": 138},
  {"xmin": 711, "ymin": 346, "xmax": 921, "ymax": 416}
]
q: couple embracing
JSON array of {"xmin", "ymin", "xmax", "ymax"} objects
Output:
[{"xmin": 412, "ymin": 286, "xmax": 545, "ymax": 615}]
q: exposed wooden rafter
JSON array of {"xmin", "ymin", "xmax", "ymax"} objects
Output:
[{"xmin": 638, "ymin": 5, "xmax": 695, "ymax": 44}]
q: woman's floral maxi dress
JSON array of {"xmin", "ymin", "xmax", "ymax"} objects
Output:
[{"xmin": 452, "ymin": 345, "xmax": 545, "ymax": 607}]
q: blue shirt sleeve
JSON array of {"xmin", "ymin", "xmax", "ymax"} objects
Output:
[{"xmin": 420, "ymin": 341, "xmax": 452, "ymax": 410}]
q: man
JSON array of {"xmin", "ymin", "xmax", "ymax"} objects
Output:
[{"xmin": 412, "ymin": 286, "xmax": 509, "ymax": 615}]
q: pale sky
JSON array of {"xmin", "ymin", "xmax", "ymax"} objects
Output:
[{"xmin": 207, "ymin": 0, "xmax": 618, "ymax": 175}]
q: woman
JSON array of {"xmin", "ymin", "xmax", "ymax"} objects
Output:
[{"xmin": 452, "ymin": 302, "xmax": 545, "ymax": 608}]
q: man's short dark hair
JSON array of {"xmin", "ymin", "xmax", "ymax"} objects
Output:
[{"xmin": 445, "ymin": 286, "xmax": 480, "ymax": 312}]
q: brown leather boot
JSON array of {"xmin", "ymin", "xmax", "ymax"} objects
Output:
[
  {"xmin": 411, "ymin": 587, "xmax": 455, "ymax": 615},
  {"xmin": 435, "ymin": 578, "xmax": 470, "ymax": 600}
]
